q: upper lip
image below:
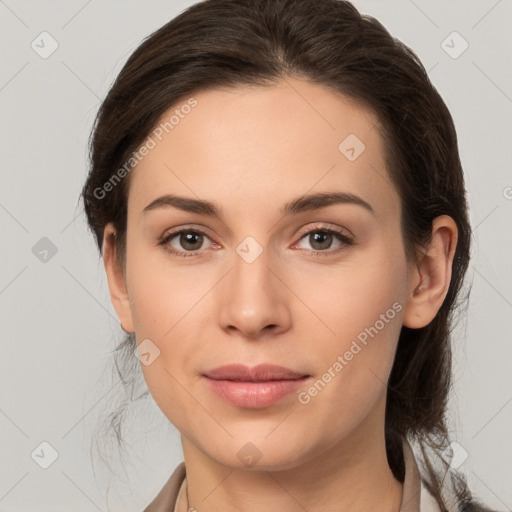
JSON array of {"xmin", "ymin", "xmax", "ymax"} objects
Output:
[{"xmin": 202, "ymin": 364, "xmax": 310, "ymax": 382}]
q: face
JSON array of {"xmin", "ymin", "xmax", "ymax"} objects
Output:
[{"xmin": 105, "ymin": 77, "xmax": 422, "ymax": 471}]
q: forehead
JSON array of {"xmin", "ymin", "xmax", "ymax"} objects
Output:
[{"xmin": 128, "ymin": 77, "xmax": 398, "ymax": 220}]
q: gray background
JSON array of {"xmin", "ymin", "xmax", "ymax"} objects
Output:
[{"xmin": 0, "ymin": 0, "xmax": 511, "ymax": 511}]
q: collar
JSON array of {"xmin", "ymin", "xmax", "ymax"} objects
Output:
[{"xmin": 142, "ymin": 438, "xmax": 441, "ymax": 512}]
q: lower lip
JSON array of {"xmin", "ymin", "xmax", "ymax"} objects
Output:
[{"xmin": 203, "ymin": 376, "xmax": 310, "ymax": 408}]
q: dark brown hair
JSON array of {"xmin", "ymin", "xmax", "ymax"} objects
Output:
[{"xmin": 82, "ymin": 1, "xmax": 494, "ymax": 510}]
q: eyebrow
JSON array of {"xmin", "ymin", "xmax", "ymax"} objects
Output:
[{"xmin": 142, "ymin": 191, "xmax": 375, "ymax": 218}]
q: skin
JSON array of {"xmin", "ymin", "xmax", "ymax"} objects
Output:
[{"xmin": 102, "ymin": 77, "xmax": 457, "ymax": 512}]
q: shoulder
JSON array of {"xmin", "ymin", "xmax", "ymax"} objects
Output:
[{"xmin": 142, "ymin": 461, "xmax": 186, "ymax": 512}]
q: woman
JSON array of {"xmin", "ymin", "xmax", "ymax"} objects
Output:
[{"xmin": 81, "ymin": 0, "xmax": 496, "ymax": 510}]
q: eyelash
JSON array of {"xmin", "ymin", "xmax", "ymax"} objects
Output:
[{"xmin": 158, "ymin": 224, "xmax": 355, "ymax": 258}]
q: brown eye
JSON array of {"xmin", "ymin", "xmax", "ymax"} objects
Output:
[
  {"xmin": 308, "ymin": 231, "xmax": 334, "ymax": 251},
  {"xmin": 294, "ymin": 226, "xmax": 354, "ymax": 257},
  {"xmin": 160, "ymin": 229, "xmax": 213, "ymax": 257},
  {"xmin": 178, "ymin": 231, "xmax": 205, "ymax": 251}
]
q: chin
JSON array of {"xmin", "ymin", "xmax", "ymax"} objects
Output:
[{"xmin": 199, "ymin": 433, "xmax": 316, "ymax": 472}]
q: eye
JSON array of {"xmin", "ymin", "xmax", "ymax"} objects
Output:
[
  {"xmin": 159, "ymin": 229, "xmax": 214, "ymax": 257},
  {"xmin": 293, "ymin": 225, "xmax": 354, "ymax": 256},
  {"xmin": 159, "ymin": 224, "xmax": 354, "ymax": 258}
]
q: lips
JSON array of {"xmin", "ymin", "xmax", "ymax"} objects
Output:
[
  {"xmin": 202, "ymin": 363, "xmax": 310, "ymax": 382},
  {"xmin": 202, "ymin": 364, "xmax": 311, "ymax": 408}
]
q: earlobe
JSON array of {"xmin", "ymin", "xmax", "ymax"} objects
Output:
[
  {"xmin": 402, "ymin": 215, "xmax": 458, "ymax": 329},
  {"xmin": 102, "ymin": 223, "xmax": 135, "ymax": 333}
]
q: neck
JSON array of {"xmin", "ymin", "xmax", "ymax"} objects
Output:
[{"xmin": 179, "ymin": 395, "xmax": 402, "ymax": 512}]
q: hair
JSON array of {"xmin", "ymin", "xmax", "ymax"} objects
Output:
[{"xmin": 81, "ymin": 1, "xmax": 495, "ymax": 510}]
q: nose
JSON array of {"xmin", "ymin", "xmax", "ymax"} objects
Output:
[{"xmin": 217, "ymin": 243, "xmax": 292, "ymax": 340}]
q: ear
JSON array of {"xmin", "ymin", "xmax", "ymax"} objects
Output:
[
  {"xmin": 402, "ymin": 215, "xmax": 458, "ymax": 329},
  {"xmin": 102, "ymin": 222, "xmax": 135, "ymax": 333}
]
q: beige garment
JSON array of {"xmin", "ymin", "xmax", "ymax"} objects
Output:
[{"xmin": 142, "ymin": 439, "xmax": 442, "ymax": 512}]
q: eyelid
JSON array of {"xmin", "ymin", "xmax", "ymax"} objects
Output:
[{"xmin": 293, "ymin": 222, "xmax": 355, "ymax": 242}]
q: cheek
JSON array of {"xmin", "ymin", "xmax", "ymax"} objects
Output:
[
  {"xmin": 295, "ymin": 240, "xmax": 408, "ymax": 345},
  {"xmin": 125, "ymin": 244, "xmax": 215, "ymax": 390},
  {"xmin": 139, "ymin": 356, "xmax": 201, "ymax": 440},
  {"xmin": 125, "ymin": 242, "xmax": 204, "ymax": 336},
  {"xmin": 294, "ymin": 240, "xmax": 408, "ymax": 401}
]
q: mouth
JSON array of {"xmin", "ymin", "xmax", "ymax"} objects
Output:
[
  {"xmin": 201, "ymin": 364, "xmax": 311, "ymax": 408},
  {"xmin": 202, "ymin": 363, "xmax": 310, "ymax": 382}
]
